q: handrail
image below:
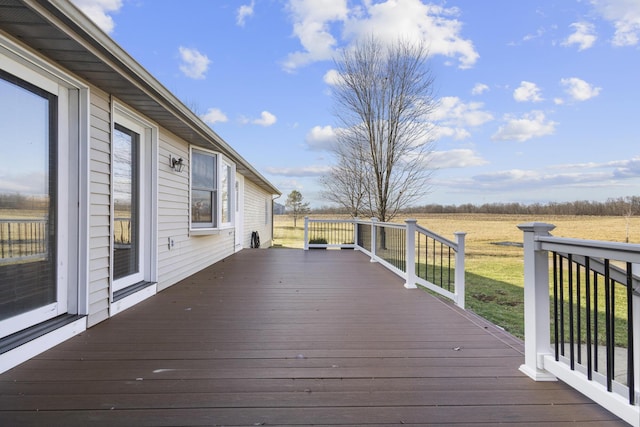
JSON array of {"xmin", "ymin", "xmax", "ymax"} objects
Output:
[
  {"xmin": 304, "ymin": 217, "xmax": 466, "ymax": 308},
  {"xmin": 519, "ymin": 222, "xmax": 640, "ymax": 426},
  {"xmin": 416, "ymin": 223, "xmax": 457, "ymax": 248}
]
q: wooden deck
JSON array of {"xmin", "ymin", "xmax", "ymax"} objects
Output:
[{"xmin": 0, "ymin": 249, "xmax": 627, "ymax": 426}]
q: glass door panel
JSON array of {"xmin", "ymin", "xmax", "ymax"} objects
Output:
[
  {"xmin": 112, "ymin": 124, "xmax": 141, "ymax": 289},
  {"xmin": 0, "ymin": 71, "xmax": 58, "ymax": 334}
]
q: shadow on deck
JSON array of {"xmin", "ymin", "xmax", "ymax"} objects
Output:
[{"xmin": 0, "ymin": 249, "xmax": 627, "ymax": 426}]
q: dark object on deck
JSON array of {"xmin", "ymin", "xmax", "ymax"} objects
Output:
[{"xmin": 251, "ymin": 231, "xmax": 260, "ymax": 248}]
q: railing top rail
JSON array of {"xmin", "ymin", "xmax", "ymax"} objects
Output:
[
  {"xmin": 305, "ymin": 217, "xmax": 459, "ymax": 248},
  {"xmin": 372, "ymin": 222, "xmax": 405, "ymax": 230},
  {"xmin": 536, "ymin": 235, "xmax": 640, "ymax": 264},
  {"xmin": 416, "ymin": 224, "xmax": 458, "ymax": 249},
  {"xmin": 0, "ymin": 219, "xmax": 47, "ymax": 224},
  {"xmin": 306, "ymin": 218, "xmax": 355, "ymax": 224}
]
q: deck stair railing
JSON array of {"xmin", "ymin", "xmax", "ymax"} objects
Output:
[
  {"xmin": 519, "ymin": 222, "xmax": 640, "ymax": 426},
  {"xmin": 304, "ymin": 217, "xmax": 466, "ymax": 308}
]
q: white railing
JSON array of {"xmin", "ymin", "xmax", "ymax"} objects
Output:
[
  {"xmin": 0, "ymin": 219, "xmax": 48, "ymax": 264},
  {"xmin": 304, "ymin": 217, "xmax": 466, "ymax": 308},
  {"xmin": 519, "ymin": 222, "xmax": 640, "ymax": 426}
]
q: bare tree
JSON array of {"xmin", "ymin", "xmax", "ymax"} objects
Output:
[
  {"xmin": 324, "ymin": 37, "xmax": 437, "ymax": 222},
  {"xmin": 319, "ymin": 137, "xmax": 369, "ymax": 217},
  {"xmin": 285, "ymin": 190, "xmax": 310, "ymax": 227}
]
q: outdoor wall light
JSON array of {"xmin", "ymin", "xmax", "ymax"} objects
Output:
[{"xmin": 170, "ymin": 155, "xmax": 185, "ymax": 173}]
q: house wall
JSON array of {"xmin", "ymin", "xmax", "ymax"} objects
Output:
[
  {"xmin": 87, "ymin": 89, "xmax": 112, "ymax": 327},
  {"xmin": 244, "ymin": 180, "xmax": 274, "ymax": 248},
  {"xmin": 156, "ymin": 130, "xmax": 236, "ymax": 292},
  {"xmin": 85, "ymin": 92, "xmax": 275, "ymax": 318},
  {"xmin": 0, "ymin": 8, "xmax": 277, "ymax": 373}
]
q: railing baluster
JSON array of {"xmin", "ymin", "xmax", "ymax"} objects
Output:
[
  {"xmin": 8, "ymin": 222, "xmax": 12, "ymax": 258},
  {"xmin": 569, "ymin": 254, "xmax": 575, "ymax": 370},
  {"xmin": 594, "ymin": 271, "xmax": 599, "ymax": 373},
  {"xmin": 604, "ymin": 259, "xmax": 613, "ymax": 392},
  {"xmin": 577, "ymin": 261, "xmax": 582, "ymax": 365},
  {"xmin": 432, "ymin": 238, "xmax": 436, "ymax": 284},
  {"xmin": 1, "ymin": 222, "xmax": 4, "ymax": 258},
  {"xmin": 560, "ymin": 255, "xmax": 565, "ymax": 357},
  {"xmin": 611, "ymin": 275, "xmax": 616, "ymax": 388},
  {"xmin": 448, "ymin": 246, "xmax": 452, "ymax": 291},
  {"xmin": 553, "ymin": 252, "xmax": 560, "ymax": 361},
  {"xmin": 627, "ymin": 262, "xmax": 635, "ymax": 405},
  {"xmin": 585, "ymin": 256, "xmax": 593, "ymax": 380}
]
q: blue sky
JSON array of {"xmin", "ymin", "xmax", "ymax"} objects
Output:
[{"xmin": 71, "ymin": 0, "xmax": 640, "ymax": 208}]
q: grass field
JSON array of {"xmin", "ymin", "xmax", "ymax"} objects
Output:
[{"xmin": 273, "ymin": 213, "xmax": 640, "ymax": 339}]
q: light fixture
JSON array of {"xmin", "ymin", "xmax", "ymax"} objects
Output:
[{"xmin": 170, "ymin": 155, "xmax": 185, "ymax": 173}]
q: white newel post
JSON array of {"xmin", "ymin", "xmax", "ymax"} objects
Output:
[
  {"xmin": 404, "ymin": 219, "xmax": 418, "ymax": 289},
  {"xmin": 353, "ymin": 218, "xmax": 359, "ymax": 250},
  {"xmin": 454, "ymin": 232, "xmax": 467, "ymax": 309},
  {"xmin": 370, "ymin": 218, "xmax": 378, "ymax": 262},
  {"xmin": 303, "ymin": 216, "xmax": 309, "ymax": 251},
  {"xmin": 518, "ymin": 222, "xmax": 558, "ymax": 381}
]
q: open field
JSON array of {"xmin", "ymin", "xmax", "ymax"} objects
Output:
[{"xmin": 274, "ymin": 213, "xmax": 640, "ymax": 339}]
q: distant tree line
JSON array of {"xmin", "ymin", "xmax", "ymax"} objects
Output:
[
  {"xmin": 309, "ymin": 196, "xmax": 640, "ymax": 217},
  {"xmin": 0, "ymin": 193, "xmax": 48, "ymax": 210}
]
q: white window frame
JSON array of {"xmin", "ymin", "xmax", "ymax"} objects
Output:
[
  {"xmin": 0, "ymin": 35, "xmax": 89, "ymax": 337},
  {"xmin": 111, "ymin": 102, "xmax": 158, "ymax": 295},
  {"xmin": 189, "ymin": 147, "xmax": 235, "ymax": 234}
]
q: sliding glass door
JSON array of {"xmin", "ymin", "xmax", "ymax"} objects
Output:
[{"xmin": 0, "ymin": 70, "xmax": 61, "ymax": 336}]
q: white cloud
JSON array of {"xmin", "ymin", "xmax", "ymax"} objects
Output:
[
  {"xmin": 305, "ymin": 125, "xmax": 337, "ymax": 151},
  {"xmin": 253, "ymin": 111, "xmax": 277, "ymax": 127},
  {"xmin": 275, "ymin": 179, "xmax": 305, "ymax": 192},
  {"xmin": 432, "ymin": 126, "xmax": 471, "ymax": 141},
  {"xmin": 265, "ymin": 165, "xmax": 332, "ymax": 177},
  {"xmin": 522, "ymin": 27, "xmax": 546, "ymax": 42},
  {"xmin": 492, "ymin": 111, "xmax": 556, "ymax": 142},
  {"xmin": 591, "ymin": 0, "xmax": 640, "ymax": 46},
  {"xmin": 429, "ymin": 149, "xmax": 488, "ymax": 169},
  {"xmin": 431, "ymin": 96, "xmax": 492, "ymax": 141},
  {"xmin": 433, "ymin": 97, "xmax": 494, "ymax": 127},
  {"xmin": 200, "ymin": 108, "xmax": 228, "ymax": 125},
  {"xmin": 513, "ymin": 81, "xmax": 543, "ymax": 102},
  {"xmin": 323, "ymin": 69, "xmax": 343, "ymax": 86},
  {"xmin": 552, "ymin": 157, "xmax": 640, "ymax": 179},
  {"xmin": 237, "ymin": 1, "xmax": 255, "ymax": 27},
  {"xmin": 562, "ymin": 22, "xmax": 597, "ymax": 50},
  {"xmin": 70, "ymin": 0, "xmax": 123, "ymax": 34},
  {"xmin": 283, "ymin": 0, "xmax": 478, "ymax": 71},
  {"xmin": 283, "ymin": 0, "xmax": 349, "ymax": 71},
  {"xmin": 343, "ymin": 0, "xmax": 479, "ymax": 69},
  {"xmin": 445, "ymin": 156, "xmax": 640, "ymax": 194},
  {"xmin": 178, "ymin": 47, "xmax": 211, "ymax": 80},
  {"xmin": 471, "ymin": 83, "xmax": 489, "ymax": 95},
  {"xmin": 560, "ymin": 77, "xmax": 601, "ymax": 101}
]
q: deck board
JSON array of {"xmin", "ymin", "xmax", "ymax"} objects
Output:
[{"xmin": 0, "ymin": 249, "xmax": 627, "ymax": 426}]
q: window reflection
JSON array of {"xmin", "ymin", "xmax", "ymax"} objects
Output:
[{"xmin": 0, "ymin": 70, "xmax": 57, "ymax": 320}]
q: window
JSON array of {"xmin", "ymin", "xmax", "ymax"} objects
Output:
[
  {"xmin": 191, "ymin": 149, "xmax": 217, "ymax": 228},
  {"xmin": 190, "ymin": 148, "xmax": 235, "ymax": 231},
  {"xmin": 221, "ymin": 160, "xmax": 232, "ymax": 225}
]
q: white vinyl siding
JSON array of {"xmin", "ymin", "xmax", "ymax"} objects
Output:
[
  {"xmin": 87, "ymin": 89, "xmax": 111, "ymax": 326},
  {"xmin": 157, "ymin": 133, "xmax": 237, "ymax": 292},
  {"xmin": 243, "ymin": 180, "xmax": 273, "ymax": 248}
]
